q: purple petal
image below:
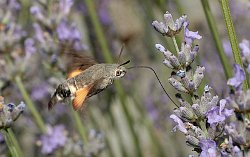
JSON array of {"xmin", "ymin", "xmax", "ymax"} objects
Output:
[
  {"xmin": 227, "ymin": 64, "xmax": 245, "ymax": 89},
  {"xmin": 59, "ymin": 0, "xmax": 74, "ymax": 15},
  {"xmin": 239, "ymin": 39, "xmax": 250, "ymax": 58},
  {"xmin": 33, "ymin": 23, "xmax": 45, "ymax": 43},
  {"xmin": 184, "ymin": 22, "xmax": 202, "ymax": 45},
  {"xmin": 199, "ymin": 139, "xmax": 217, "ymax": 157},
  {"xmin": 170, "ymin": 114, "xmax": 187, "ymax": 134},
  {"xmin": 206, "ymin": 99, "xmax": 233, "ymax": 128},
  {"xmin": 40, "ymin": 125, "xmax": 67, "ymax": 154},
  {"xmin": 24, "ymin": 38, "xmax": 36, "ymax": 56}
]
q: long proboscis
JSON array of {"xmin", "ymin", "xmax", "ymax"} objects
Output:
[{"xmin": 128, "ymin": 66, "xmax": 179, "ymax": 107}]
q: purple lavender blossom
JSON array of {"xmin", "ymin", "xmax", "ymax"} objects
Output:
[
  {"xmin": 239, "ymin": 39, "xmax": 250, "ymax": 73},
  {"xmin": 0, "ymin": 97, "xmax": 26, "ymax": 129},
  {"xmin": 31, "ymin": 83, "xmax": 50, "ymax": 101},
  {"xmin": 98, "ymin": 0, "xmax": 112, "ymax": 25},
  {"xmin": 222, "ymin": 39, "xmax": 232, "ymax": 56},
  {"xmin": 33, "ymin": 23, "xmax": 45, "ymax": 44},
  {"xmin": 184, "ymin": 22, "xmax": 202, "ymax": 45},
  {"xmin": 59, "ymin": 0, "xmax": 74, "ymax": 15},
  {"xmin": 206, "ymin": 99, "xmax": 233, "ymax": 128},
  {"xmin": 169, "ymin": 114, "xmax": 187, "ymax": 134},
  {"xmin": 56, "ymin": 20, "xmax": 81, "ymax": 42},
  {"xmin": 224, "ymin": 122, "xmax": 246, "ymax": 145},
  {"xmin": 0, "ymin": 133, "xmax": 3, "ymax": 142},
  {"xmin": 152, "ymin": 11, "xmax": 187, "ymax": 37},
  {"xmin": 8, "ymin": 0, "xmax": 21, "ymax": 10},
  {"xmin": 40, "ymin": 125, "xmax": 68, "ymax": 154},
  {"xmin": 239, "ymin": 39, "xmax": 250, "ymax": 58},
  {"xmin": 227, "ymin": 64, "xmax": 245, "ymax": 89},
  {"xmin": 199, "ymin": 139, "xmax": 217, "ymax": 157},
  {"xmin": 231, "ymin": 146, "xmax": 243, "ymax": 157},
  {"xmin": 24, "ymin": 38, "xmax": 36, "ymax": 57}
]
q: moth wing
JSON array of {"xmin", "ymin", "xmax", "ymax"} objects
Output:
[
  {"xmin": 72, "ymin": 84, "xmax": 94, "ymax": 110},
  {"xmin": 67, "ymin": 69, "xmax": 82, "ymax": 79},
  {"xmin": 87, "ymin": 78, "xmax": 107, "ymax": 98},
  {"xmin": 66, "ymin": 51, "xmax": 98, "ymax": 79}
]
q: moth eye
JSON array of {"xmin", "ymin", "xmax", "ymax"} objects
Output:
[{"xmin": 116, "ymin": 70, "xmax": 122, "ymax": 76}]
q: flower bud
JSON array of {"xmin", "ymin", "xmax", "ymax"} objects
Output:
[
  {"xmin": 186, "ymin": 135, "xmax": 199, "ymax": 147},
  {"xmin": 193, "ymin": 66, "xmax": 205, "ymax": 89},
  {"xmin": 169, "ymin": 54, "xmax": 181, "ymax": 69},
  {"xmin": 192, "ymin": 103, "xmax": 204, "ymax": 118},
  {"xmin": 163, "ymin": 59, "xmax": 174, "ymax": 69},
  {"xmin": 152, "ymin": 21, "xmax": 168, "ymax": 35},
  {"xmin": 180, "ymin": 106, "xmax": 196, "ymax": 121},
  {"xmin": 169, "ymin": 77, "xmax": 188, "ymax": 93}
]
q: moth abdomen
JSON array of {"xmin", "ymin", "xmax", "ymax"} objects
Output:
[{"xmin": 48, "ymin": 84, "xmax": 71, "ymax": 110}]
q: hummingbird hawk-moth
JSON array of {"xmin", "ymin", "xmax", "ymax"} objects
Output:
[{"xmin": 48, "ymin": 50, "xmax": 129, "ymax": 111}]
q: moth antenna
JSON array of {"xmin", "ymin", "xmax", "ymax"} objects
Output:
[
  {"xmin": 128, "ymin": 66, "xmax": 179, "ymax": 107},
  {"xmin": 116, "ymin": 43, "xmax": 125, "ymax": 64},
  {"xmin": 119, "ymin": 60, "xmax": 130, "ymax": 67}
]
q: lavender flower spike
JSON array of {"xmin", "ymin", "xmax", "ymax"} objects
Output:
[
  {"xmin": 152, "ymin": 11, "xmax": 187, "ymax": 37},
  {"xmin": 227, "ymin": 64, "xmax": 245, "ymax": 90},
  {"xmin": 0, "ymin": 96, "xmax": 25, "ymax": 129}
]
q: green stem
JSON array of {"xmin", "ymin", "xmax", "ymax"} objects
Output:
[
  {"xmin": 84, "ymin": 0, "xmax": 113, "ymax": 63},
  {"xmin": 8, "ymin": 128, "xmax": 24, "ymax": 157},
  {"xmin": 172, "ymin": 36, "xmax": 180, "ymax": 53},
  {"xmin": 174, "ymin": 0, "xmax": 184, "ymax": 15},
  {"xmin": 220, "ymin": 0, "xmax": 248, "ymax": 90},
  {"xmin": 19, "ymin": 0, "xmax": 31, "ymax": 26},
  {"xmin": 14, "ymin": 76, "xmax": 47, "ymax": 133},
  {"xmin": 1, "ymin": 129, "xmax": 19, "ymax": 157},
  {"xmin": 201, "ymin": 0, "xmax": 232, "ymax": 80},
  {"xmin": 70, "ymin": 107, "xmax": 88, "ymax": 144},
  {"xmin": 84, "ymin": 0, "xmax": 142, "ymax": 156}
]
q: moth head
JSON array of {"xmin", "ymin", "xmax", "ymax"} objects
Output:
[
  {"xmin": 114, "ymin": 60, "xmax": 130, "ymax": 78},
  {"xmin": 114, "ymin": 66, "xmax": 127, "ymax": 78}
]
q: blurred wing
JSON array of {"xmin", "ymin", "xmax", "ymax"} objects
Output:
[
  {"xmin": 62, "ymin": 43, "xmax": 98, "ymax": 79},
  {"xmin": 72, "ymin": 84, "xmax": 94, "ymax": 110}
]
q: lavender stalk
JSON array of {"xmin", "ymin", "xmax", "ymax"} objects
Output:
[
  {"xmin": 220, "ymin": 0, "xmax": 248, "ymax": 90},
  {"xmin": 201, "ymin": 0, "xmax": 232, "ymax": 79},
  {"xmin": 0, "ymin": 96, "xmax": 25, "ymax": 157}
]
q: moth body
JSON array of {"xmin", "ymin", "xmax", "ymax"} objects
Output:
[{"xmin": 48, "ymin": 63, "xmax": 127, "ymax": 110}]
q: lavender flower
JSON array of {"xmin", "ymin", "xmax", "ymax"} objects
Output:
[
  {"xmin": 206, "ymin": 99, "xmax": 233, "ymax": 129},
  {"xmin": 24, "ymin": 38, "xmax": 36, "ymax": 57},
  {"xmin": 0, "ymin": 96, "xmax": 25, "ymax": 129},
  {"xmin": 199, "ymin": 139, "xmax": 217, "ymax": 157},
  {"xmin": 59, "ymin": 0, "xmax": 74, "ymax": 16},
  {"xmin": 31, "ymin": 82, "xmax": 50, "ymax": 101},
  {"xmin": 56, "ymin": 20, "xmax": 81, "ymax": 42},
  {"xmin": 152, "ymin": 11, "xmax": 187, "ymax": 37},
  {"xmin": 170, "ymin": 114, "xmax": 187, "ymax": 134},
  {"xmin": 227, "ymin": 64, "xmax": 245, "ymax": 90},
  {"xmin": 183, "ymin": 22, "xmax": 202, "ymax": 45},
  {"xmin": 239, "ymin": 39, "xmax": 250, "ymax": 73},
  {"xmin": 40, "ymin": 125, "xmax": 68, "ymax": 154},
  {"xmin": 224, "ymin": 121, "xmax": 247, "ymax": 145},
  {"xmin": 0, "ymin": 133, "xmax": 3, "ymax": 142},
  {"xmin": 220, "ymin": 137, "xmax": 243, "ymax": 157},
  {"xmin": 83, "ymin": 129, "xmax": 105, "ymax": 157}
]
